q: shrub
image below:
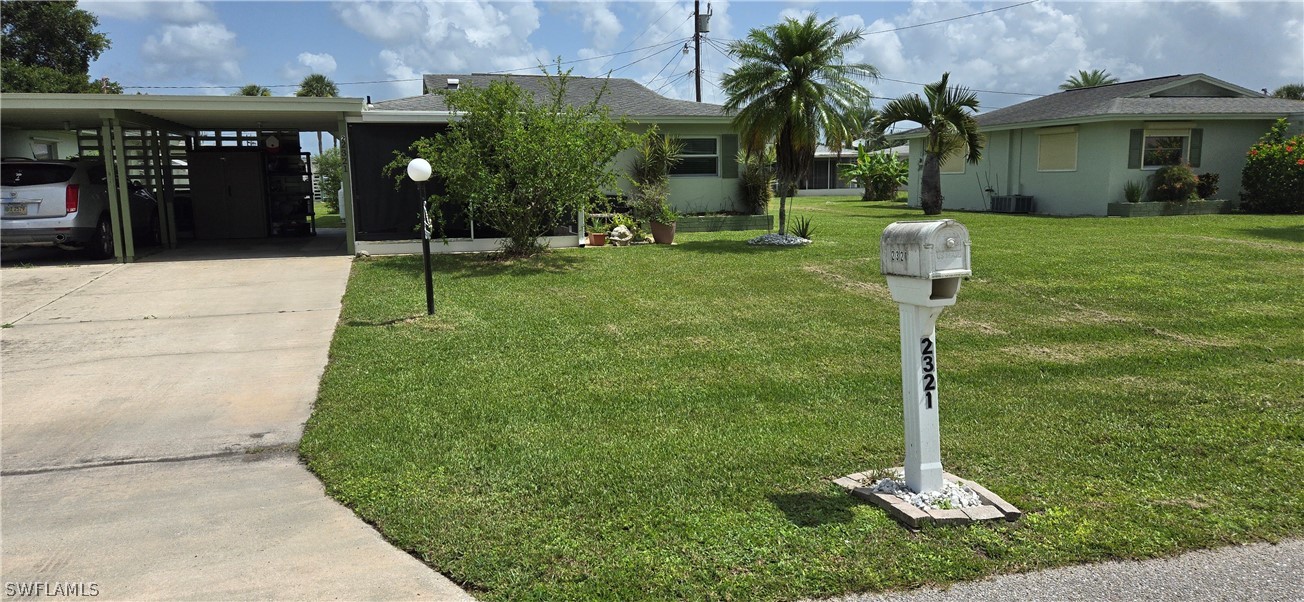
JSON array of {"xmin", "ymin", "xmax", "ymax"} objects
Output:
[
  {"xmin": 1122, "ymin": 179, "xmax": 1145, "ymax": 203},
  {"xmin": 390, "ymin": 66, "xmax": 636, "ymax": 257},
  {"xmin": 840, "ymin": 146, "xmax": 907, "ymax": 201},
  {"xmin": 1196, "ymin": 172, "xmax": 1220, "ymax": 199},
  {"xmin": 1147, "ymin": 164, "xmax": 1198, "ymax": 202},
  {"xmin": 315, "ymin": 147, "xmax": 344, "ymax": 212},
  {"xmin": 790, "ymin": 215, "xmax": 814, "ymax": 239},
  {"xmin": 629, "ymin": 129, "xmax": 682, "ymax": 224},
  {"xmin": 1241, "ymin": 118, "xmax": 1304, "ymax": 214},
  {"xmin": 737, "ymin": 149, "xmax": 775, "ymax": 215}
]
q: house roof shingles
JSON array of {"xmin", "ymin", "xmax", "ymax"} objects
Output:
[{"xmin": 371, "ymin": 74, "xmax": 727, "ymax": 119}]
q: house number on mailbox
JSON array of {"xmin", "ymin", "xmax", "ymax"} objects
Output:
[{"xmin": 921, "ymin": 337, "xmax": 936, "ymax": 409}]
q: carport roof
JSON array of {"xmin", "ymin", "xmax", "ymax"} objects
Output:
[{"xmin": 0, "ymin": 93, "xmax": 365, "ymax": 132}]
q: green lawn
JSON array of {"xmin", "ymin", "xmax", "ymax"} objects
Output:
[
  {"xmin": 301, "ymin": 197, "xmax": 1302, "ymax": 601},
  {"xmin": 314, "ymin": 201, "xmax": 343, "ymax": 229}
]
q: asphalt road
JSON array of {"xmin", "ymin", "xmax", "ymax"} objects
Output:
[{"xmin": 818, "ymin": 539, "xmax": 1303, "ymax": 602}]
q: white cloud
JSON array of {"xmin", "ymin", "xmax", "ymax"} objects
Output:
[
  {"xmin": 300, "ymin": 52, "xmax": 338, "ymax": 75},
  {"xmin": 579, "ymin": 2, "xmax": 623, "ymax": 50},
  {"xmin": 141, "ymin": 22, "xmax": 242, "ymax": 81},
  {"xmin": 334, "ymin": 1, "xmax": 552, "ymax": 101},
  {"xmin": 379, "ymin": 49, "xmax": 422, "ymax": 98},
  {"xmin": 84, "ymin": 0, "xmax": 216, "ymax": 24}
]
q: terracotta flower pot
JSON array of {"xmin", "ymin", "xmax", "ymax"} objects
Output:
[
  {"xmin": 650, "ymin": 220, "xmax": 676, "ymax": 245},
  {"xmin": 588, "ymin": 232, "xmax": 608, "ymax": 247}
]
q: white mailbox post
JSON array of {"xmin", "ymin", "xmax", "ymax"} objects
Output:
[{"xmin": 880, "ymin": 219, "xmax": 971, "ymax": 494}]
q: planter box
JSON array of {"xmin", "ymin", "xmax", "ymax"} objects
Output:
[
  {"xmin": 1107, "ymin": 199, "xmax": 1239, "ymax": 217},
  {"xmin": 675, "ymin": 214, "xmax": 774, "ymax": 233}
]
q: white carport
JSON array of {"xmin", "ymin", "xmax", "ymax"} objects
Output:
[{"xmin": 0, "ymin": 94, "xmax": 365, "ymax": 262}]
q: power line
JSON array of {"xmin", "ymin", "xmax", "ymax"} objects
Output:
[
  {"xmin": 486, "ymin": 38, "xmax": 688, "ymax": 75},
  {"xmin": 597, "ymin": 1, "xmax": 685, "ymax": 74},
  {"xmin": 647, "ymin": 44, "xmax": 688, "ymax": 85},
  {"xmin": 865, "ymin": 0, "xmax": 1040, "ymax": 36},
  {"xmin": 609, "ymin": 38, "xmax": 688, "ymax": 76}
]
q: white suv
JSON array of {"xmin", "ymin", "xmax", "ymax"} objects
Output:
[{"xmin": 1, "ymin": 160, "xmax": 159, "ymax": 259}]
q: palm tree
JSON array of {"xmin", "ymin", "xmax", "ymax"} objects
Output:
[
  {"xmin": 1059, "ymin": 69, "xmax": 1119, "ymax": 90},
  {"xmin": 235, "ymin": 84, "xmax": 271, "ymax": 96},
  {"xmin": 722, "ymin": 14, "xmax": 878, "ymax": 235},
  {"xmin": 295, "ymin": 73, "xmax": 340, "ymax": 157},
  {"xmin": 875, "ymin": 72, "xmax": 982, "ymax": 215},
  {"xmin": 1271, "ymin": 83, "xmax": 1304, "ymax": 100}
]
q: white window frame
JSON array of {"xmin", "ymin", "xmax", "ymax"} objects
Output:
[
  {"xmin": 1141, "ymin": 129, "xmax": 1191, "ymax": 170},
  {"xmin": 30, "ymin": 139, "xmax": 59, "ymax": 160},
  {"xmin": 1036, "ymin": 127, "xmax": 1078, "ymax": 172},
  {"xmin": 670, "ymin": 136, "xmax": 719, "ymax": 177}
]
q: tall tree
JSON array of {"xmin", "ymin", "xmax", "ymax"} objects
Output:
[
  {"xmin": 295, "ymin": 73, "xmax": 340, "ymax": 157},
  {"xmin": 0, "ymin": 0, "xmax": 119, "ymax": 93},
  {"xmin": 236, "ymin": 84, "xmax": 272, "ymax": 96},
  {"xmin": 875, "ymin": 72, "xmax": 983, "ymax": 215},
  {"xmin": 1059, "ymin": 69, "xmax": 1119, "ymax": 90},
  {"xmin": 1271, "ymin": 83, "xmax": 1304, "ymax": 100},
  {"xmin": 722, "ymin": 14, "xmax": 878, "ymax": 235}
]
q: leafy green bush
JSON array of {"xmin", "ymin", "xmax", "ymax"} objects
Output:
[
  {"xmin": 390, "ymin": 66, "xmax": 635, "ymax": 257},
  {"xmin": 737, "ymin": 149, "xmax": 775, "ymax": 215},
  {"xmin": 315, "ymin": 147, "xmax": 344, "ymax": 212},
  {"xmin": 839, "ymin": 146, "xmax": 907, "ymax": 201},
  {"xmin": 1147, "ymin": 164, "xmax": 1198, "ymax": 202},
  {"xmin": 1241, "ymin": 118, "xmax": 1304, "ymax": 214},
  {"xmin": 1122, "ymin": 179, "xmax": 1145, "ymax": 203},
  {"xmin": 1196, "ymin": 172, "xmax": 1220, "ymax": 200}
]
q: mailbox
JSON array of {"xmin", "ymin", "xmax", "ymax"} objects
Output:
[
  {"xmin": 878, "ymin": 219, "xmax": 972, "ymax": 493},
  {"xmin": 881, "ymin": 220, "xmax": 971, "ymax": 307}
]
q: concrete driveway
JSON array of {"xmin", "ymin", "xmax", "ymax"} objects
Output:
[{"xmin": 1, "ymin": 254, "xmax": 472, "ymax": 600}]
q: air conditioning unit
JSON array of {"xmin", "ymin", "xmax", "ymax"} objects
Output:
[{"xmin": 991, "ymin": 195, "xmax": 1034, "ymax": 213}]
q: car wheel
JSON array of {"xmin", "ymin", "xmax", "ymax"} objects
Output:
[{"xmin": 90, "ymin": 214, "xmax": 115, "ymax": 259}]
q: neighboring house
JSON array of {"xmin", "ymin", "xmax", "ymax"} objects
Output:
[
  {"xmin": 1, "ymin": 129, "xmax": 78, "ymax": 160},
  {"xmin": 796, "ymin": 144, "xmax": 909, "ymax": 196},
  {"xmin": 348, "ymin": 73, "xmax": 740, "ymax": 246},
  {"xmin": 891, "ymin": 74, "xmax": 1304, "ymax": 216}
]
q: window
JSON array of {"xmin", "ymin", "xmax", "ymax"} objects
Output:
[
  {"xmin": 670, "ymin": 137, "xmax": 718, "ymax": 176},
  {"xmin": 31, "ymin": 140, "xmax": 58, "ymax": 160},
  {"xmin": 939, "ymin": 150, "xmax": 966, "ymax": 174},
  {"xmin": 1037, "ymin": 129, "xmax": 1078, "ymax": 171},
  {"xmin": 1142, "ymin": 130, "xmax": 1189, "ymax": 168}
]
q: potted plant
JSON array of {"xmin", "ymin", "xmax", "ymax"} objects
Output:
[
  {"xmin": 650, "ymin": 204, "xmax": 679, "ymax": 245},
  {"xmin": 587, "ymin": 215, "xmax": 610, "ymax": 246}
]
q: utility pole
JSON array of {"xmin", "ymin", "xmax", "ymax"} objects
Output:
[{"xmin": 694, "ymin": 1, "xmax": 702, "ymax": 103}]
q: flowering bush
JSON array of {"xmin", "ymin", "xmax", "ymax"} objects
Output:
[
  {"xmin": 1147, "ymin": 164, "xmax": 1198, "ymax": 201},
  {"xmin": 1241, "ymin": 118, "xmax": 1304, "ymax": 214}
]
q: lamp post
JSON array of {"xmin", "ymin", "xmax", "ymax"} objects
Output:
[{"xmin": 407, "ymin": 158, "xmax": 435, "ymax": 315}]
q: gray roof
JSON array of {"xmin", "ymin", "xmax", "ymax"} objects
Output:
[
  {"xmin": 894, "ymin": 74, "xmax": 1304, "ymax": 137},
  {"xmin": 371, "ymin": 73, "xmax": 727, "ymax": 119}
]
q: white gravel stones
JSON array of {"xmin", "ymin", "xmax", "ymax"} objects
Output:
[
  {"xmin": 747, "ymin": 233, "xmax": 811, "ymax": 246},
  {"xmin": 870, "ymin": 474, "xmax": 982, "ymax": 510}
]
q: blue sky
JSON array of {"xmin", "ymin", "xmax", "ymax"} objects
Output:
[{"xmin": 81, "ymin": 0, "xmax": 1304, "ymax": 145}]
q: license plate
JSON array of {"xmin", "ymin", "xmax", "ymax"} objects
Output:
[{"xmin": 3, "ymin": 204, "xmax": 27, "ymax": 216}]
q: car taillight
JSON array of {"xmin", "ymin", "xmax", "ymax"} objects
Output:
[{"xmin": 66, "ymin": 184, "xmax": 79, "ymax": 214}]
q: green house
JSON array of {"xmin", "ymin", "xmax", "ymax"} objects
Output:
[{"xmin": 892, "ymin": 74, "xmax": 1304, "ymax": 216}]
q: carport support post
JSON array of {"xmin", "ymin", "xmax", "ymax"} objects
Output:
[
  {"xmin": 110, "ymin": 119, "xmax": 136, "ymax": 262},
  {"xmin": 98, "ymin": 119, "xmax": 127, "ymax": 262},
  {"xmin": 337, "ymin": 116, "xmax": 356, "ymax": 255}
]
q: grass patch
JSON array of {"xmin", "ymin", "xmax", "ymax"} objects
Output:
[
  {"xmin": 314, "ymin": 201, "xmax": 342, "ymax": 229},
  {"xmin": 302, "ymin": 197, "xmax": 1303, "ymax": 601}
]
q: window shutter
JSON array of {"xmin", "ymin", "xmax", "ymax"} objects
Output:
[
  {"xmin": 721, "ymin": 134, "xmax": 739, "ymax": 178},
  {"xmin": 1128, "ymin": 129, "xmax": 1143, "ymax": 169},
  {"xmin": 1188, "ymin": 129, "xmax": 1203, "ymax": 167}
]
